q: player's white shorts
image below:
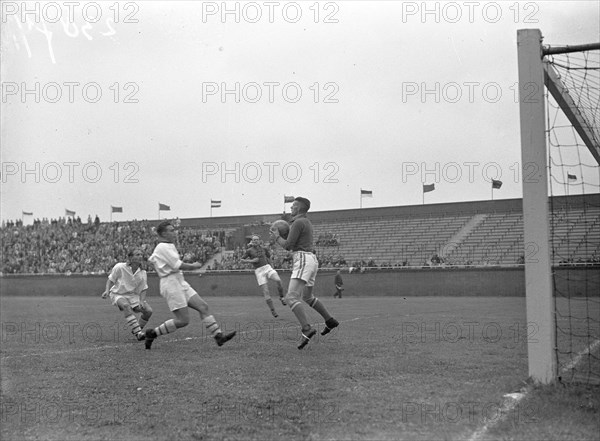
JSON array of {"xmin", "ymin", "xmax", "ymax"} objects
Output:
[
  {"xmin": 254, "ymin": 264, "xmax": 279, "ymax": 286},
  {"xmin": 291, "ymin": 251, "xmax": 318, "ymax": 287},
  {"xmin": 159, "ymin": 273, "xmax": 199, "ymax": 311},
  {"xmin": 109, "ymin": 292, "xmax": 141, "ymax": 309}
]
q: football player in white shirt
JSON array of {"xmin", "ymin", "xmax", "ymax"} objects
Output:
[
  {"xmin": 145, "ymin": 221, "xmax": 236, "ymax": 349},
  {"xmin": 101, "ymin": 248, "xmax": 153, "ymax": 341}
]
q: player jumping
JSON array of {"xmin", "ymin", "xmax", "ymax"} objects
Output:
[
  {"xmin": 241, "ymin": 235, "xmax": 286, "ymax": 317},
  {"xmin": 270, "ymin": 197, "xmax": 339, "ymax": 349}
]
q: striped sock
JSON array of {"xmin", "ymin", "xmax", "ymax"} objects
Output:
[
  {"xmin": 308, "ymin": 297, "xmax": 332, "ymax": 321},
  {"xmin": 125, "ymin": 314, "xmax": 142, "ymax": 337},
  {"xmin": 203, "ymin": 315, "xmax": 221, "ymax": 337},
  {"xmin": 138, "ymin": 317, "xmax": 148, "ymax": 329},
  {"xmin": 154, "ymin": 319, "xmax": 177, "ymax": 336}
]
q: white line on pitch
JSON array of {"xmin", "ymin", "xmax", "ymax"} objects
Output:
[
  {"xmin": 0, "ymin": 314, "xmax": 383, "ymax": 360},
  {"xmin": 466, "ymin": 339, "xmax": 600, "ymax": 441}
]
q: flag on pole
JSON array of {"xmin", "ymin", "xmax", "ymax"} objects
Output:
[
  {"xmin": 492, "ymin": 179, "xmax": 503, "ymax": 189},
  {"xmin": 567, "ymin": 173, "xmax": 577, "ymax": 181},
  {"xmin": 111, "ymin": 206, "xmax": 123, "ymax": 213},
  {"xmin": 423, "ymin": 184, "xmax": 435, "ymax": 193},
  {"xmin": 65, "ymin": 209, "xmax": 75, "ymax": 216},
  {"xmin": 360, "ymin": 189, "xmax": 373, "ymax": 197},
  {"xmin": 211, "ymin": 200, "xmax": 221, "ymax": 208},
  {"xmin": 22, "ymin": 211, "xmax": 33, "ymax": 216},
  {"xmin": 284, "ymin": 195, "xmax": 295, "ymax": 203},
  {"xmin": 158, "ymin": 203, "xmax": 170, "ymax": 211}
]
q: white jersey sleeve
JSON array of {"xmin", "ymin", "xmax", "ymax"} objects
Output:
[{"xmin": 108, "ymin": 262, "xmax": 122, "ymax": 283}]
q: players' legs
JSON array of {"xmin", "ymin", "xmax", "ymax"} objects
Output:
[
  {"xmin": 259, "ymin": 283, "xmax": 278, "ymax": 317},
  {"xmin": 187, "ymin": 294, "xmax": 236, "ymax": 345},
  {"xmin": 150, "ymin": 306, "xmax": 188, "ymax": 338},
  {"xmin": 116, "ymin": 298, "xmax": 144, "ymax": 340},
  {"xmin": 172, "ymin": 307, "xmax": 191, "ymax": 328},
  {"xmin": 269, "ymin": 271, "xmax": 285, "ymax": 300},
  {"xmin": 286, "ymin": 278, "xmax": 317, "ymax": 349},
  {"xmin": 133, "ymin": 302, "xmax": 153, "ymax": 330},
  {"xmin": 187, "ymin": 293, "xmax": 210, "ymax": 319},
  {"xmin": 302, "ymin": 285, "xmax": 333, "ymax": 321},
  {"xmin": 285, "ymin": 278, "xmax": 311, "ymax": 329}
]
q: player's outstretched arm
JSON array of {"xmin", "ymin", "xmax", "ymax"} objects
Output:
[{"xmin": 180, "ymin": 262, "xmax": 203, "ymax": 271}]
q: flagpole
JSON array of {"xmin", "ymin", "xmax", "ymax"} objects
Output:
[{"xmin": 110, "ymin": 208, "xmax": 112, "ymax": 223}]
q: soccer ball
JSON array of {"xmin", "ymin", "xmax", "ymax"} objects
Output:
[{"xmin": 271, "ymin": 219, "xmax": 290, "ymax": 239}]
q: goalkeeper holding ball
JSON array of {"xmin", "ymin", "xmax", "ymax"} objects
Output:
[{"xmin": 270, "ymin": 197, "xmax": 339, "ymax": 349}]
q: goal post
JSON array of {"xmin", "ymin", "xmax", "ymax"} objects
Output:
[
  {"xmin": 518, "ymin": 29, "xmax": 600, "ymax": 385},
  {"xmin": 517, "ymin": 28, "xmax": 556, "ymax": 384}
]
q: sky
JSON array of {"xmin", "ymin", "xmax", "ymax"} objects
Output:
[{"xmin": 1, "ymin": 1, "xmax": 599, "ymax": 223}]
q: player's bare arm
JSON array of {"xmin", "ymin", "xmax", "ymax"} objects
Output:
[{"xmin": 102, "ymin": 280, "xmax": 114, "ymax": 298}]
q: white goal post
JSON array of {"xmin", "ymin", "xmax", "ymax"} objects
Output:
[{"xmin": 517, "ymin": 29, "xmax": 600, "ymax": 384}]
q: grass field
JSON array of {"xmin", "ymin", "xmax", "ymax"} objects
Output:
[{"xmin": 1, "ymin": 295, "xmax": 598, "ymax": 441}]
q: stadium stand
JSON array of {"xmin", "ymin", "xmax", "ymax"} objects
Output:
[
  {"xmin": 2, "ymin": 195, "xmax": 598, "ymax": 274},
  {"xmin": 1, "ymin": 217, "xmax": 228, "ymax": 274}
]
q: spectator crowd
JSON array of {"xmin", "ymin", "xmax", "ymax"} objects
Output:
[{"xmin": 1, "ymin": 217, "xmax": 224, "ymax": 275}]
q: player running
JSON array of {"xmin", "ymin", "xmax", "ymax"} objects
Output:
[
  {"xmin": 270, "ymin": 197, "xmax": 339, "ymax": 349},
  {"xmin": 144, "ymin": 221, "xmax": 236, "ymax": 349},
  {"xmin": 240, "ymin": 235, "xmax": 286, "ymax": 317},
  {"xmin": 101, "ymin": 248, "xmax": 153, "ymax": 341}
]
